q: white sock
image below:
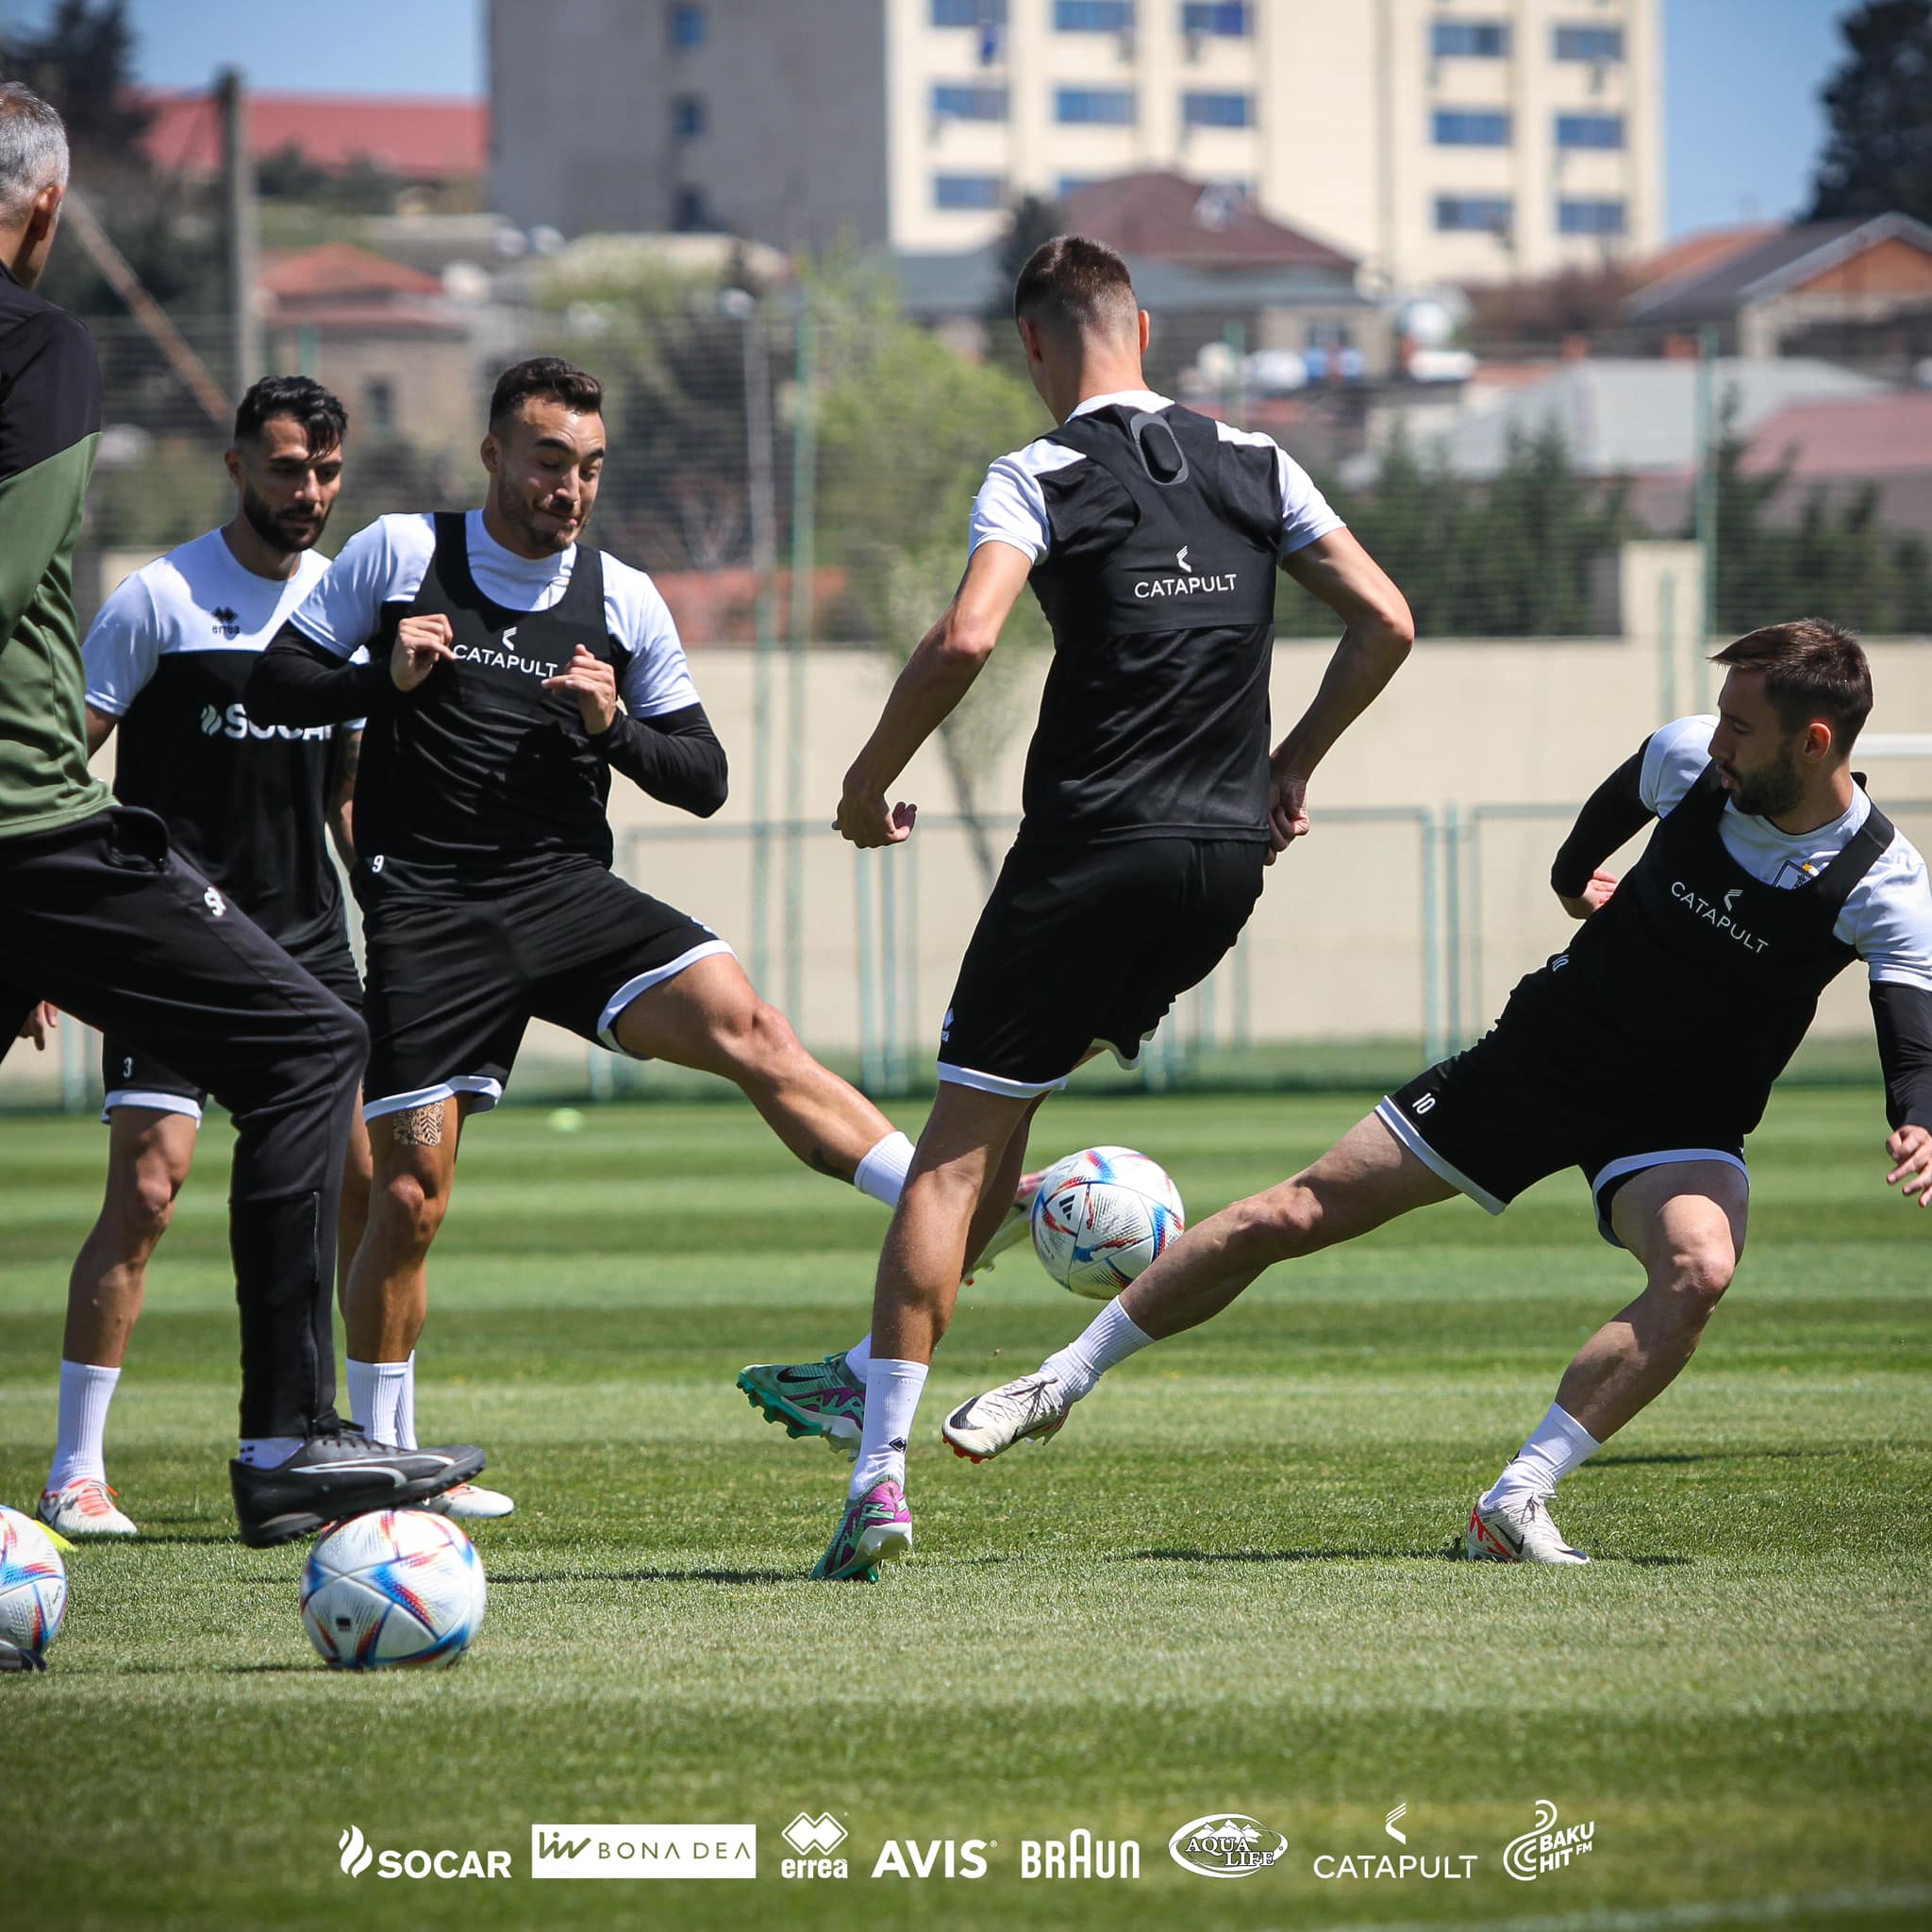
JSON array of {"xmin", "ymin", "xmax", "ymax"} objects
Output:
[
  {"xmin": 1040, "ymin": 1299, "xmax": 1156, "ymax": 1405},
  {"xmin": 48, "ymin": 1359, "xmax": 121, "ymax": 1492},
  {"xmin": 236, "ymin": 1436, "xmax": 302, "ymax": 1468},
  {"xmin": 849, "ymin": 1357, "xmax": 927, "ymax": 1497},
  {"xmin": 853, "ymin": 1130, "xmax": 914, "ymax": 1208},
  {"xmin": 346, "ymin": 1357, "xmax": 376, "ymax": 1435},
  {"xmin": 841, "ymin": 1334, "xmax": 873, "ymax": 1386},
  {"xmin": 397, "ymin": 1351, "xmax": 418, "ymax": 1451},
  {"xmin": 1480, "ymin": 1403, "xmax": 1602, "ymax": 1512},
  {"xmin": 357, "ymin": 1358, "xmax": 412, "ymax": 1447}
]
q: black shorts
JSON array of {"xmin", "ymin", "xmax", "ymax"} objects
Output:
[
  {"xmin": 1376, "ymin": 969, "xmax": 1749, "ymax": 1247},
  {"xmin": 355, "ymin": 856, "xmax": 729, "ymax": 1121},
  {"xmin": 938, "ymin": 836, "xmax": 1266, "ymax": 1097},
  {"xmin": 101, "ymin": 929, "xmax": 363, "ymax": 1124}
]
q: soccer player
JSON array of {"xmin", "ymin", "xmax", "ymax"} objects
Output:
[
  {"xmin": 0, "ymin": 82, "xmax": 482, "ymax": 1553},
  {"xmin": 247, "ymin": 357, "xmax": 952, "ymax": 1499},
  {"xmin": 944, "ymin": 625, "xmax": 1932, "ymax": 1563},
  {"xmin": 35, "ymin": 376, "xmax": 377, "ymax": 1540},
  {"xmin": 787, "ymin": 236, "xmax": 1415, "ymax": 1579}
]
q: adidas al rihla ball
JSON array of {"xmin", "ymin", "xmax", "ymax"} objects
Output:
[
  {"xmin": 301, "ymin": 1507, "xmax": 486, "ymax": 1671},
  {"xmin": 0, "ymin": 1504, "xmax": 69, "ymax": 1666},
  {"xmin": 1030, "ymin": 1146, "xmax": 1186, "ymax": 1300}
]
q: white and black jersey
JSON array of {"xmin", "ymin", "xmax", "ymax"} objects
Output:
[
  {"xmin": 286, "ymin": 510, "xmax": 700, "ymax": 881},
  {"xmin": 971, "ymin": 388, "xmax": 1342, "ymax": 847},
  {"xmin": 82, "ymin": 529, "xmax": 358, "ymax": 958}
]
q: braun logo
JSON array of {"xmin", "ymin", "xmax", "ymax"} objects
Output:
[{"xmin": 199, "ymin": 702, "xmax": 331, "ymax": 743}]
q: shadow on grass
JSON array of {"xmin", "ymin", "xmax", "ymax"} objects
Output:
[
  {"xmin": 487, "ymin": 1566, "xmax": 794, "ymax": 1587},
  {"xmin": 1118, "ymin": 1546, "xmax": 1693, "ymax": 1568}
]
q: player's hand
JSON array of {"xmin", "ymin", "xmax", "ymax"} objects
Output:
[
  {"xmin": 15, "ymin": 1002, "xmax": 57, "ymax": 1050},
  {"xmin": 1264, "ymin": 770, "xmax": 1310, "ymax": 865},
  {"xmin": 541, "ymin": 645, "xmax": 618, "ymax": 735},
  {"xmin": 391, "ymin": 614, "xmax": 455, "ymax": 692},
  {"xmin": 1559, "ymin": 869, "xmax": 1619, "ymax": 920},
  {"xmin": 1885, "ymin": 1124, "xmax": 1932, "ymax": 1208},
  {"xmin": 835, "ymin": 790, "xmax": 916, "ymax": 848}
]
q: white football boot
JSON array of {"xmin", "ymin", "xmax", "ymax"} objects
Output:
[
  {"xmin": 1466, "ymin": 1494, "xmax": 1590, "ymax": 1564},
  {"xmin": 425, "ymin": 1480, "xmax": 516, "ymax": 1520},
  {"xmin": 942, "ymin": 1373, "xmax": 1071, "ymax": 1463},
  {"xmin": 38, "ymin": 1478, "xmax": 138, "ymax": 1538}
]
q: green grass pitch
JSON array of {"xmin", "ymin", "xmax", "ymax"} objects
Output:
[{"xmin": 2, "ymin": 1085, "xmax": 1927, "ymax": 1931}]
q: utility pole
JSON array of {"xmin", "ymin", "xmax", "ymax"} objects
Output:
[{"xmin": 218, "ymin": 67, "xmax": 260, "ymax": 393}]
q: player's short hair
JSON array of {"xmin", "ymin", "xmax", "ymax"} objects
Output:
[
  {"xmin": 489, "ymin": 356, "xmax": 604, "ymax": 432},
  {"xmin": 1711, "ymin": 619, "xmax": 1874, "ymax": 755},
  {"xmin": 0, "ymin": 81, "xmax": 69, "ymax": 225},
  {"xmin": 232, "ymin": 375, "xmax": 347, "ymax": 457},
  {"xmin": 1013, "ymin": 235, "xmax": 1139, "ymax": 342}
]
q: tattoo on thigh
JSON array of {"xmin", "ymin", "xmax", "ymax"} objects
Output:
[{"xmin": 391, "ymin": 1104, "xmax": 444, "ymax": 1147}]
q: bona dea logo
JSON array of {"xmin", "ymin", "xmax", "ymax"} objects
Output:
[{"xmin": 1167, "ymin": 1813, "xmax": 1288, "ymax": 1878}]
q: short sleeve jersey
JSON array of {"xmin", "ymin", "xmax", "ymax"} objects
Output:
[
  {"xmin": 82, "ymin": 529, "xmax": 357, "ymax": 955},
  {"xmin": 969, "ymin": 390, "xmax": 1342, "ymax": 846},
  {"xmin": 1641, "ymin": 715, "xmax": 1932, "ymax": 991}
]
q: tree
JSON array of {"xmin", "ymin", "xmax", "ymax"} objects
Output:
[
  {"xmin": 1807, "ymin": 0, "xmax": 1932, "ymax": 224},
  {"xmin": 0, "ymin": 0, "xmax": 150, "ymax": 157}
]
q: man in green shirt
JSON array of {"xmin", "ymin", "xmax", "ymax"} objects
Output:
[{"xmin": 0, "ymin": 84, "xmax": 482, "ymax": 1588}]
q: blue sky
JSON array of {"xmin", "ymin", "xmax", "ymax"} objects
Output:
[{"xmin": 6, "ymin": 0, "xmax": 1858, "ymax": 240}]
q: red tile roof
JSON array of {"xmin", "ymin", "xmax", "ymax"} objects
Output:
[
  {"xmin": 1059, "ymin": 172, "xmax": 1356, "ymax": 272},
  {"xmin": 1740, "ymin": 391, "xmax": 1932, "ymax": 479},
  {"xmin": 260, "ymin": 244, "xmax": 443, "ymax": 301},
  {"xmin": 1628, "ymin": 224, "xmax": 1777, "ymax": 299},
  {"xmin": 137, "ymin": 90, "xmax": 487, "ymax": 181}
]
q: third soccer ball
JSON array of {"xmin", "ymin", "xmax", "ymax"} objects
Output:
[
  {"xmin": 300, "ymin": 1508, "xmax": 486, "ymax": 1671},
  {"xmin": 1030, "ymin": 1146, "xmax": 1186, "ymax": 1300},
  {"xmin": 0, "ymin": 1505, "xmax": 67, "ymax": 1665}
]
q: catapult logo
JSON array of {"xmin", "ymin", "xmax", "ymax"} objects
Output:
[
  {"xmin": 1167, "ymin": 1814, "xmax": 1288, "ymax": 1878},
  {"xmin": 780, "ymin": 1811, "xmax": 848, "ymax": 1879},
  {"xmin": 337, "ymin": 1824, "xmax": 511, "ymax": 1880},
  {"xmin": 1671, "ymin": 877, "xmax": 1769, "ymax": 952},
  {"xmin": 1310, "ymin": 1801, "xmax": 1480, "ymax": 1882},
  {"xmin": 1504, "ymin": 1799, "xmax": 1596, "ymax": 1880}
]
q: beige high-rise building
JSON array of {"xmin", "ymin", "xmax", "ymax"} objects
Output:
[{"xmin": 491, "ymin": 0, "xmax": 1662, "ymax": 286}]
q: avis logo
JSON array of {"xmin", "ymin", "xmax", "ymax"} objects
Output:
[
  {"xmin": 339, "ymin": 1824, "xmax": 511, "ymax": 1880},
  {"xmin": 1168, "ymin": 1814, "xmax": 1288, "ymax": 1878},
  {"xmin": 781, "ymin": 1811, "xmax": 848, "ymax": 1879},
  {"xmin": 1504, "ymin": 1799, "xmax": 1595, "ymax": 1880}
]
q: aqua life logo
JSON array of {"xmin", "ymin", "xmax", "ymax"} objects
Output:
[
  {"xmin": 340, "ymin": 1826, "xmax": 374, "ymax": 1876},
  {"xmin": 1168, "ymin": 1814, "xmax": 1288, "ymax": 1878},
  {"xmin": 1504, "ymin": 1799, "xmax": 1596, "ymax": 1880}
]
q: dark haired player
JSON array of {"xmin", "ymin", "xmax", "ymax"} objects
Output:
[
  {"xmin": 1, "ymin": 83, "xmax": 481, "ymax": 1564},
  {"xmin": 33, "ymin": 376, "xmax": 377, "ymax": 1540},
  {"xmin": 946, "ymin": 625, "xmax": 1932, "ymax": 1563},
  {"xmin": 770, "ymin": 235, "xmax": 1416, "ymax": 1580},
  {"xmin": 249, "ymin": 357, "xmax": 951, "ymax": 1503}
]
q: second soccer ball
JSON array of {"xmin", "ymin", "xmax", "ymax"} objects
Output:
[{"xmin": 1030, "ymin": 1146, "xmax": 1186, "ymax": 1300}]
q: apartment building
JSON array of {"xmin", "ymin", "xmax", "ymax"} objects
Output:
[{"xmin": 491, "ymin": 0, "xmax": 1662, "ymax": 285}]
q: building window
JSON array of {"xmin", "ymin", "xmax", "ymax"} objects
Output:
[
  {"xmin": 932, "ymin": 83, "xmax": 1008, "ymax": 120},
  {"xmin": 1430, "ymin": 19, "xmax": 1508, "ymax": 58},
  {"xmin": 674, "ymin": 94, "xmax": 706, "ymax": 139},
  {"xmin": 1556, "ymin": 112, "xmax": 1624, "ymax": 149},
  {"xmin": 673, "ymin": 184, "xmax": 708, "ymax": 229},
  {"xmin": 1182, "ymin": 91, "xmax": 1253, "ymax": 128},
  {"xmin": 1182, "ymin": 2, "xmax": 1252, "ymax": 34},
  {"xmin": 1055, "ymin": 0, "xmax": 1132, "ymax": 28},
  {"xmin": 669, "ymin": 3, "xmax": 705, "ymax": 49},
  {"xmin": 1434, "ymin": 194, "xmax": 1511, "ymax": 233},
  {"xmin": 931, "ymin": 0, "xmax": 1007, "ymax": 24},
  {"xmin": 1056, "ymin": 87, "xmax": 1136, "ymax": 125},
  {"xmin": 1432, "ymin": 108, "xmax": 1510, "ymax": 145},
  {"xmin": 1555, "ymin": 24, "xmax": 1624, "ymax": 61},
  {"xmin": 1558, "ymin": 197, "xmax": 1625, "ymax": 234},
  {"xmin": 364, "ymin": 377, "xmax": 394, "ymax": 431},
  {"xmin": 1057, "ymin": 175, "xmax": 1098, "ymax": 198},
  {"xmin": 934, "ymin": 173, "xmax": 1006, "ymax": 209}
]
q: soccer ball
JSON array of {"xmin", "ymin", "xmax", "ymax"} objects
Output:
[
  {"xmin": 301, "ymin": 1508, "xmax": 486, "ymax": 1671},
  {"xmin": 1030, "ymin": 1146, "xmax": 1186, "ymax": 1299},
  {"xmin": 0, "ymin": 1505, "xmax": 68, "ymax": 1664}
]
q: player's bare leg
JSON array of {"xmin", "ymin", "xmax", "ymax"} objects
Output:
[
  {"xmin": 944, "ymin": 1112, "xmax": 1454, "ymax": 1461},
  {"xmin": 337, "ymin": 1092, "xmax": 373, "ymax": 1319},
  {"xmin": 609, "ymin": 953, "xmax": 897, "ymax": 1180},
  {"xmin": 1469, "ymin": 1161, "xmax": 1748, "ymax": 1565},
  {"xmin": 41, "ymin": 1108, "xmax": 198, "ymax": 1536}
]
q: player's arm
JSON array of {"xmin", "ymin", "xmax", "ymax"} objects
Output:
[
  {"xmin": 325, "ymin": 726, "xmax": 360, "ymax": 867},
  {"xmin": 541, "ymin": 643, "xmax": 729, "ymax": 817},
  {"xmin": 1873, "ymin": 983, "xmax": 1932, "ymax": 1208},
  {"xmin": 1269, "ymin": 530, "xmax": 1414, "ymax": 855},
  {"xmin": 836, "ymin": 540, "xmax": 1034, "ymax": 848},
  {"xmin": 0, "ymin": 311, "xmax": 99, "ymax": 654},
  {"xmin": 1549, "ymin": 741, "xmax": 1655, "ymax": 920}
]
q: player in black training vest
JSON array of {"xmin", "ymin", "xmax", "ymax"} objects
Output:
[
  {"xmin": 249, "ymin": 358, "xmax": 969, "ymax": 1503},
  {"xmin": 947, "ymin": 623, "xmax": 1932, "ymax": 1563},
  {"xmin": 780, "ymin": 236, "xmax": 1416, "ymax": 1580},
  {"xmin": 33, "ymin": 377, "xmax": 376, "ymax": 1541}
]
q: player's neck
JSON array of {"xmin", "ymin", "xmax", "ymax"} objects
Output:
[
  {"xmin": 1056, "ymin": 365, "xmax": 1154, "ymax": 423},
  {"xmin": 1764, "ymin": 765, "xmax": 1857, "ymax": 837},
  {"xmin": 219, "ymin": 517, "xmax": 302, "ymax": 583}
]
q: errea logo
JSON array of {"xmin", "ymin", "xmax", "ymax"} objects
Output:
[{"xmin": 211, "ymin": 604, "xmax": 242, "ymax": 639}]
